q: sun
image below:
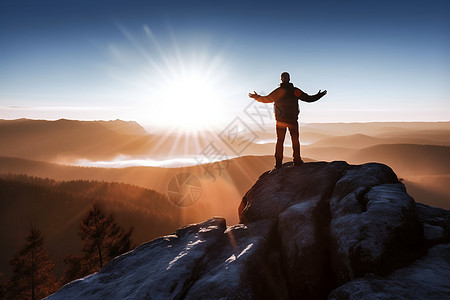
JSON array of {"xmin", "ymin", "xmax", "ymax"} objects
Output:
[
  {"xmin": 150, "ymin": 69, "xmax": 224, "ymax": 131},
  {"xmin": 111, "ymin": 25, "xmax": 232, "ymax": 133}
]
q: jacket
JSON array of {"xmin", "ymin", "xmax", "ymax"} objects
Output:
[{"xmin": 255, "ymin": 82, "xmax": 323, "ymax": 124}]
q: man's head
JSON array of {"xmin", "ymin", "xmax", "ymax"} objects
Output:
[{"xmin": 281, "ymin": 72, "xmax": 290, "ymax": 83}]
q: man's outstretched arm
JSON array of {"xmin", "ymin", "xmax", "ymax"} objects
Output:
[
  {"xmin": 297, "ymin": 89, "xmax": 327, "ymax": 103},
  {"xmin": 249, "ymin": 88, "xmax": 283, "ymax": 103}
]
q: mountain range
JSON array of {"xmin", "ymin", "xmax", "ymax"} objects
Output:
[{"xmin": 1, "ymin": 118, "xmax": 449, "ymax": 286}]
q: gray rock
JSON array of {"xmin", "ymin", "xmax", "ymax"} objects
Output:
[
  {"xmin": 48, "ymin": 162, "xmax": 450, "ymax": 299},
  {"xmin": 47, "ymin": 217, "xmax": 227, "ymax": 299},
  {"xmin": 239, "ymin": 161, "xmax": 348, "ymax": 223},
  {"xmin": 416, "ymin": 203, "xmax": 450, "ymax": 245},
  {"xmin": 48, "ymin": 217, "xmax": 287, "ymax": 300},
  {"xmin": 328, "ymin": 243, "xmax": 450, "ymax": 299},
  {"xmin": 278, "ymin": 199, "xmax": 334, "ymax": 299},
  {"xmin": 185, "ymin": 219, "xmax": 288, "ymax": 299},
  {"xmin": 329, "ymin": 183, "xmax": 423, "ymax": 283}
]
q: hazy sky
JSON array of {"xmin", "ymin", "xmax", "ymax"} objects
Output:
[{"xmin": 1, "ymin": 0, "xmax": 449, "ymax": 130}]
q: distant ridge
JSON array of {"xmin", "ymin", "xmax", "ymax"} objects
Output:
[
  {"xmin": 0, "ymin": 155, "xmax": 278, "ymax": 191},
  {"xmin": 96, "ymin": 119, "xmax": 148, "ymax": 135},
  {"xmin": 0, "ymin": 118, "xmax": 148, "ymax": 135},
  {"xmin": 351, "ymin": 144, "xmax": 450, "ymax": 175},
  {"xmin": 303, "ymin": 121, "xmax": 450, "ymax": 132},
  {"xmin": 0, "ymin": 155, "xmax": 279, "ymax": 224},
  {"xmin": 0, "ymin": 118, "xmax": 153, "ymax": 161},
  {"xmin": 308, "ymin": 133, "xmax": 449, "ymax": 149}
]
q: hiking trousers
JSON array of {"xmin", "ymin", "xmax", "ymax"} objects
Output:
[{"xmin": 275, "ymin": 121, "xmax": 301, "ymax": 165}]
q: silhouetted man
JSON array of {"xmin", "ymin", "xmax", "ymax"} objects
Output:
[{"xmin": 249, "ymin": 72, "xmax": 327, "ymax": 168}]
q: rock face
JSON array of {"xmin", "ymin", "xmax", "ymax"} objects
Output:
[{"xmin": 48, "ymin": 162, "xmax": 450, "ymax": 299}]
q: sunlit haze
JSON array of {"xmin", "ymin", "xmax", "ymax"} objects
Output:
[{"xmin": 1, "ymin": 0, "xmax": 449, "ymax": 131}]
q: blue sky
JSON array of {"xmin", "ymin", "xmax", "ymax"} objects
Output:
[{"xmin": 1, "ymin": 0, "xmax": 449, "ymax": 129}]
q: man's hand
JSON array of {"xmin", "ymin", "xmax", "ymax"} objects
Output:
[
  {"xmin": 248, "ymin": 91, "xmax": 259, "ymax": 99},
  {"xmin": 318, "ymin": 90, "xmax": 327, "ymax": 97}
]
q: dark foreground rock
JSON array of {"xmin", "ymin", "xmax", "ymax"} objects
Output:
[
  {"xmin": 328, "ymin": 243, "xmax": 450, "ymax": 299},
  {"xmin": 48, "ymin": 162, "xmax": 450, "ymax": 299}
]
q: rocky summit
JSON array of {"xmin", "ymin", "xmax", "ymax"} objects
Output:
[{"xmin": 48, "ymin": 162, "xmax": 450, "ymax": 299}]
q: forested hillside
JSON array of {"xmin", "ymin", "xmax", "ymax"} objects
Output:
[{"xmin": 0, "ymin": 175, "xmax": 193, "ymax": 277}]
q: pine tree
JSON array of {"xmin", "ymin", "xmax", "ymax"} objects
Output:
[
  {"xmin": 62, "ymin": 204, "xmax": 134, "ymax": 283},
  {"xmin": 8, "ymin": 226, "xmax": 56, "ymax": 300},
  {"xmin": 60, "ymin": 254, "xmax": 94, "ymax": 285},
  {"xmin": 0, "ymin": 272, "xmax": 8, "ymax": 299}
]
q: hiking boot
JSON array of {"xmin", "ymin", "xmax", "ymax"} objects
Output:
[
  {"xmin": 293, "ymin": 158, "xmax": 304, "ymax": 166},
  {"xmin": 274, "ymin": 159, "xmax": 283, "ymax": 169}
]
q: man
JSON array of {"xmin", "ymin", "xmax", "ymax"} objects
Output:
[{"xmin": 249, "ymin": 72, "xmax": 327, "ymax": 168}]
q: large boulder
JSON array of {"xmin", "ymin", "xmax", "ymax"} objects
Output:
[
  {"xmin": 48, "ymin": 217, "xmax": 288, "ymax": 300},
  {"xmin": 329, "ymin": 181, "xmax": 423, "ymax": 283},
  {"xmin": 47, "ymin": 218, "xmax": 228, "ymax": 299},
  {"xmin": 49, "ymin": 162, "xmax": 450, "ymax": 299},
  {"xmin": 239, "ymin": 161, "xmax": 348, "ymax": 223}
]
